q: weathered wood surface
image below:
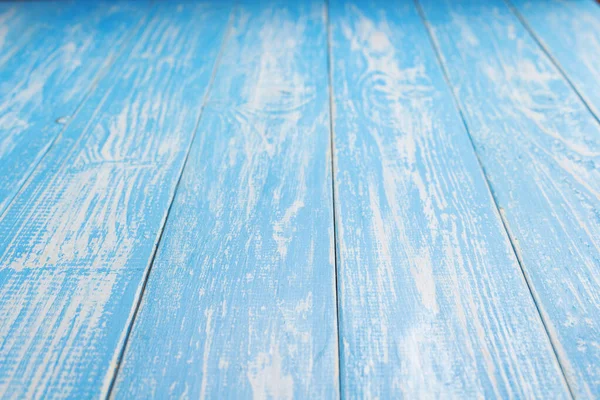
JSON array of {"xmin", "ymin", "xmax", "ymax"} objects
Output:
[
  {"xmin": 418, "ymin": 0, "xmax": 600, "ymax": 396},
  {"xmin": 510, "ymin": 0, "xmax": 600, "ymax": 118},
  {"xmin": 3, "ymin": 0, "xmax": 600, "ymax": 398},
  {"xmin": 112, "ymin": 1, "xmax": 339, "ymax": 398},
  {"xmin": 329, "ymin": 0, "xmax": 570, "ymax": 398},
  {"xmin": 0, "ymin": 3, "xmax": 231, "ymax": 398},
  {"xmin": 0, "ymin": 2, "xmax": 143, "ymax": 214}
]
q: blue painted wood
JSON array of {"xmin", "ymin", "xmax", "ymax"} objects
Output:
[
  {"xmin": 112, "ymin": 1, "xmax": 339, "ymax": 398},
  {"xmin": 509, "ymin": 0, "xmax": 600, "ymax": 118},
  {"xmin": 0, "ymin": 2, "xmax": 144, "ymax": 215},
  {"xmin": 0, "ymin": 4, "xmax": 46, "ymax": 67},
  {"xmin": 0, "ymin": 3, "xmax": 231, "ymax": 398},
  {"xmin": 330, "ymin": 0, "xmax": 570, "ymax": 397},
  {"xmin": 418, "ymin": 0, "xmax": 600, "ymax": 396}
]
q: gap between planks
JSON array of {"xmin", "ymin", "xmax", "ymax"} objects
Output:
[{"xmin": 324, "ymin": 0, "xmax": 344, "ymax": 398}]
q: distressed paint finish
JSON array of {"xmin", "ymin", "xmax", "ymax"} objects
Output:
[
  {"xmin": 418, "ymin": 0, "xmax": 600, "ymax": 396},
  {"xmin": 0, "ymin": 3, "xmax": 47, "ymax": 66},
  {"xmin": 510, "ymin": 0, "xmax": 600, "ymax": 118},
  {"xmin": 113, "ymin": 1, "xmax": 338, "ymax": 398},
  {"xmin": 0, "ymin": 3, "xmax": 231, "ymax": 398},
  {"xmin": 0, "ymin": 2, "xmax": 143, "ymax": 214},
  {"xmin": 330, "ymin": 0, "xmax": 570, "ymax": 398}
]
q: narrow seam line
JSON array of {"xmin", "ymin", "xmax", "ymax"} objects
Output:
[{"xmin": 324, "ymin": 0, "xmax": 344, "ymax": 398}]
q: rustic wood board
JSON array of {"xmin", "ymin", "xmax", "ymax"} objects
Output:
[
  {"xmin": 418, "ymin": 0, "xmax": 600, "ymax": 396},
  {"xmin": 0, "ymin": 3, "xmax": 231, "ymax": 397},
  {"xmin": 510, "ymin": 0, "xmax": 600, "ymax": 118},
  {"xmin": 329, "ymin": 0, "xmax": 570, "ymax": 397},
  {"xmin": 111, "ymin": 1, "xmax": 339, "ymax": 398},
  {"xmin": 0, "ymin": 2, "xmax": 143, "ymax": 214}
]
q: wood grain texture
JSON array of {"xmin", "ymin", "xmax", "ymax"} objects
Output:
[
  {"xmin": 510, "ymin": 0, "xmax": 600, "ymax": 118},
  {"xmin": 0, "ymin": 2, "xmax": 143, "ymax": 214},
  {"xmin": 112, "ymin": 1, "xmax": 338, "ymax": 398},
  {"xmin": 418, "ymin": 0, "xmax": 600, "ymax": 396},
  {"xmin": 330, "ymin": 0, "xmax": 570, "ymax": 398},
  {"xmin": 0, "ymin": 3, "xmax": 231, "ymax": 398}
]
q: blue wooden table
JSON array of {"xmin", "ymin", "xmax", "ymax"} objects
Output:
[{"xmin": 1, "ymin": 0, "xmax": 599, "ymax": 398}]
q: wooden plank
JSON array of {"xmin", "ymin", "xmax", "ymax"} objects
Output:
[
  {"xmin": 0, "ymin": 3, "xmax": 231, "ymax": 398},
  {"xmin": 0, "ymin": 2, "xmax": 144, "ymax": 214},
  {"xmin": 112, "ymin": 1, "xmax": 338, "ymax": 398},
  {"xmin": 418, "ymin": 0, "xmax": 600, "ymax": 396},
  {"xmin": 330, "ymin": 0, "xmax": 570, "ymax": 397},
  {"xmin": 510, "ymin": 0, "xmax": 600, "ymax": 118}
]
